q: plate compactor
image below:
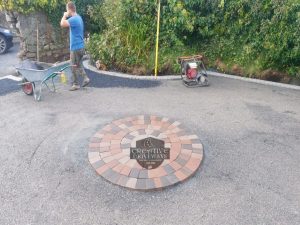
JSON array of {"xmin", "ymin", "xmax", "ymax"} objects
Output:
[{"xmin": 178, "ymin": 55, "xmax": 209, "ymax": 87}]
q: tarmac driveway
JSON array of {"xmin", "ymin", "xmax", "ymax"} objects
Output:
[
  {"xmin": 0, "ymin": 42, "xmax": 20, "ymax": 77},
  {"xmin": 0, "ymin": 70, "xmax": 299, "ymax": 225}
]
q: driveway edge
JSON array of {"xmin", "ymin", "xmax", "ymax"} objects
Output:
[
  {"xmin": 83, "ymin": 60, "xmax": 181, "ymax": 81},
  {"xmin": 83, "ymin": 60, "xmax": 300, "ymax": 90}
]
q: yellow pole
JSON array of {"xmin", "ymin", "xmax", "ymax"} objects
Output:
[
  {"xmin": 154, "ymin": 0, "xmax": 161, "ymax": 78},
  {"xmin": 37, "ymin": 23, "xmax": 39, "ymax": 61}
]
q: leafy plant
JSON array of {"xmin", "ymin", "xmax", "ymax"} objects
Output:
[{"xmin": 87, "ymin": 0, "xmax": 300, "ymax": 78}]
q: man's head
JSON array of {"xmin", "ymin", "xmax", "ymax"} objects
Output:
[{"xmin": 66, "ymin": 1, "xmax": 76, "ymax": 14}]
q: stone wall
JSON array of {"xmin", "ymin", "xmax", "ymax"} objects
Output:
[
  {"xmin": 5, "ymin": 11, "xmax": 70, "ymax": 63},
  {"xmin": 0, "ymin": 11, "xmax": 9, "ymax": 27},
  {"xmin": 0, "ymin": 11, "xmax": 17, "ymax": 36}
]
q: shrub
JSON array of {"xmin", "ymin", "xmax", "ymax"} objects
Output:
[
  {"xmin": 87, "ymin": 0, "xmax": 199, "ymax": 75},
  {"xmin": 87, "ymin": 0, "xmax": 300, "ymax": 79}
]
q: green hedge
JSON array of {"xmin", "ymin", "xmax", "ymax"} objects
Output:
[
  {"xmin": 3, "ymin": 0, "xmax": 298, "ymax": 78},
  {"xmin": 87, "ymin": 0, "xmax": 300, "ymax": 79}
]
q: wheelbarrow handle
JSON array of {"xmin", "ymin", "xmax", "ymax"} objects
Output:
[
  {"xmin": 58, "ymin": 64, "xmax": 77, "ymax": 72},
  {"xmin": 18, "ymin": 81, "xmax": 31, "ymax": 86}
]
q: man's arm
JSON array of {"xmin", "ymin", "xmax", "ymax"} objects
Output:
[{"xmin": 60, "ymin": 12, "xmax": 70, "ymax": 28}]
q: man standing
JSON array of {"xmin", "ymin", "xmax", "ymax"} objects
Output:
[{"xmin": 60, "ymin": 1, "xmax": 90, "ymax": 91}]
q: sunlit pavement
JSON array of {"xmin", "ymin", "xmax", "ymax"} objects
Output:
[{"xmin": 0, "ymin": 70, "xmax": 299, "ymax": 225}]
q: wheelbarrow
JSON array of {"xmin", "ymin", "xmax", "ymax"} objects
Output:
[{"xmin": 16, "ymin": 61, "xmax": 75, "ymax": 101}]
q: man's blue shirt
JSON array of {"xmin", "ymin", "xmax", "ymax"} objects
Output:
[{"xmin": 68, "ymin": 15, "xmax": 84, "ymax": 51}]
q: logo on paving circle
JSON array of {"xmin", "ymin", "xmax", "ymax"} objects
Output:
[{"xmin": 130, "ymin": 137, "xmax": 170, "ymax": 170}]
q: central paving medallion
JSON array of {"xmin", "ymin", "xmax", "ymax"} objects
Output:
[
  {"xmin": 88, "ymin": 115, "xmax": 203, "ymax": 191},
  {"xmin": 130, "ymin": 137, "xmax": 170, "ymax": 170}
]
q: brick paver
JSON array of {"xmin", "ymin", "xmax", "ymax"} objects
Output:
[{"xmin": 88, "ymin": 115, "xmax": 203, "ymax": 191}]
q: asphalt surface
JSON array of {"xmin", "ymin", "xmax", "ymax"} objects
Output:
[
  {"xmin": 0, "ymin": 68, "xmax": 161, "ymax": 97},
  {"xmin": 0, "ymin": 42, "xmax": 20, "ymax": 77},
  {"xmin": 87, "ymin": 69, "xmax": 161, "ymax": 88},
  {"xmin": 0, "ymin": 71, "xmax": 299, "ymax": 225},
  {"xmin": 0, "ymin": 79, "xmax": 19, "ymax": 96}
]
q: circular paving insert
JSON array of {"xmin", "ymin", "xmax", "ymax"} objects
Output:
[{"xmin": 88, "ymin": 115, "xmax": 203, "ymax": 191}]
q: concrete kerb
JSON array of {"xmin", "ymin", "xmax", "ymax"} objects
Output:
[
  {"xmin": 207, "ymin": 71, "xmax": 300, "ymax": 91},
  {"xmin": 83, "ymin": 60, "xmax": 181, "ymax": 81},
  {"xmin": 83, "ymin": 60, "xmax": 300, "ymax": 90}
]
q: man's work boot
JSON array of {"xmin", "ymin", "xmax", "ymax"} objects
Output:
[
  {"xmin": 82, "ymin": 78, "xmax": 90, "ymax": 87},
  {"xmin": 69, "ymin": 84, "xmax": 80, "ymax": 91}
]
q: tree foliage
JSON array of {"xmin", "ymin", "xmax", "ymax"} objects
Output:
[
  {"xmin": 0, "ymin": 0, "xmax": 59, "ymax": 13},
  {"xmin": 0, "ymin": 0, "xmax": 103, "ymax": 32}
]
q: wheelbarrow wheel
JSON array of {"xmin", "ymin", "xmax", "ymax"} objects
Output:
[{"xmin": 22, "ymin": 78, "xmax": 34, "ymax": 95}]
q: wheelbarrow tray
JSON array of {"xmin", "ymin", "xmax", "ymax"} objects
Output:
[
  {"xmin": 16, "ymin": 61, "xmax": 72, "ymax": 101},
  {"xmin": 16, "ymin": 61, "xmax": 70, "ymax": 82}
]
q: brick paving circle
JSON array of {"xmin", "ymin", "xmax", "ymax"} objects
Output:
[{"xmin": 88, "ymin": 115, "xmax": 204, "ymax": 191}]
